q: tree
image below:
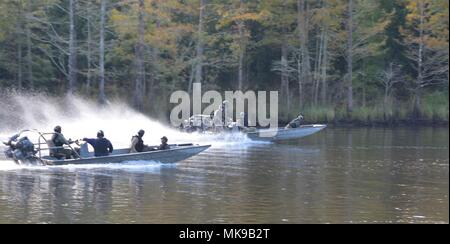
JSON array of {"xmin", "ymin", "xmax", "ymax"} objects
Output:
[
  {"xmin": 402, "ymin": 0, "xmax": 449, "ymax": 117},
  {"xmin": 68, "ymin": 0, "xmax": 77, "ymax": 94},
  {"xmin": 133, "ymin": 0, "xmax": 146, "ymax": 110},
  {"xmin": 189, "ymin": 0, "xmax": 206, "ymax": 93},
  {"xmin": 311, "ymin": 0, "xmax": 343, "ymax": 105},
  {"xmin": 98, "ymin": 0, "xmax": 107, "ymax": 104},
  {"xmin": 261, "ymin": 0, "xmax": 297, "ymax": 121},
  {"xmin": 346, "ymin": 0, "xmax": 354, "ymax": 114},
  {"xmin": 297, "ymin": 0, "xmax": 311, "ymax": 108},
  {"xmin": 216, "ymin": 0, "xmax": 265, "ymax": 91},
  {"xmin": 377, "ymin": 62, "xmax": 403, "ymax": 118},
  {"xmin": 343, "ymin": 0, "xmax": 390, "ymax": 116}
]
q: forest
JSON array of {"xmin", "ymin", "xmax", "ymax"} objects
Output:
[{"xmin": 0, "ymin": 0, "xmax": 448, "ymax": 125}]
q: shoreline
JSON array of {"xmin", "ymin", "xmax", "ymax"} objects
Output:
[{"xmin": 278, "ymin": 120, "xmax": 449, "ymax": 128}]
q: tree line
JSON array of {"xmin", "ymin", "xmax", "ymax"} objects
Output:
[{"xmin": 0, "ymin": 0, "xmax": 448, "ymax": 124}]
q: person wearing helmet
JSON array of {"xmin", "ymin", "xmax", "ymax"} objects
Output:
[
  {"xmin": 158, "ymin": 136, "xmax": 170, "ymax": 150},
  {"xmin": 50, "ymin": 126, "xmax": 76, "ymax": 159},
  {"xmin": 285, "ymin": 114, "xmax": 305, "ymax": 129},
  {"xmin": 130, "ymin": 129, "xmax": 148, "ymax": 153},
  {"xmin": 83, "ymin": 130, "xmax": 113, "ymax": 157}
]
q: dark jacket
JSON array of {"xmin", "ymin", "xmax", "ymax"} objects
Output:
[{"xmin": 83, "ymin": 138, "xmax": 113, "ymax": 157}]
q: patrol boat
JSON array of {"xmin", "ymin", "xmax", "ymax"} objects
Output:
[
  {"xmin": 181, "ymin": 115, "xmax": 326, "ymax": 142},
  {"xmin": 245, "ymin": 124, "xmax": 327, "ymax": 142},
  {"xmin": 2, "ymin": 130, "xmax": 210, "ymax": 166}
]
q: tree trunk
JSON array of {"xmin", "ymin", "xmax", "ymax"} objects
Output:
[
  {"xmin": 17, "ymin": 40, "xmax": 23, "ymax": 89},
  {"xmin": 238, "ymin": 45, "xmax": 244, "ymax": 91},
  {"xmin": 281, "ymin": 42, "xmax": 290, "ymax": 120},
  {"xmin": 86, "ymin": 0, "xmax": 92, "ymax": 90},
  {"xmin": 26, "ymin": 1, "xmax": 33, "ymax": 90},
  {"xmin": 414, "ymin": 0, "xmax": 425, "ymax": 119},
  {"xmin": 297, "ymin": 54, "xmax": 303, "ymax": 109},
  {"xmin": 237, "ymin": 0, "xmax": 245, "ymax": 91},
  {"xmin": 190, "ymin": 0, "xmax": 206, "ymax": 93},
  {"xmin": 281, "ymin": 11, "xmax": 290, "ymax": 121},
  {"xmin": 238, "ymin": 23, "xmax": 245, "ymax": 91},
  {"xmin": 147, "ymin": 17, "xmax": 160, "ymax": 109},
  {"xmin": 384, "ymin": 85, "xmax": 389, "ymax": 120},
  {"xmin": 68, "ymin": 0, "xmax": 77, "ymax": 94},
  {"xmin": 414, "ymin": 89, "xmax": 422, "ymax": 119},
  {"xmin": 98, "ymin": 0, "xmax": 107, "ymax": 104},
  {"xmin": 281, "ymin": 46, "xmax": 290, "ymax": 120},
  {"xmin": 383, "ymin": 62, "xmax": 393, "ymax": 118},
  {"xmin": 297, "ymin": 0, "xmax": 311, "ymax": 109},
  {"xmin": 314, "ymin": 31, "xmax": 324, "ymax": 106},
  {"xmin": 347, "ymin": 0, "xmax": 354, "ymax": 115},
  {"xmin": 16, "ymin": 18, "xmax": 23, "ymax": 89},
  {"xmin": 133, "ymin": 0, "xmax": 145, "ymax": 111},
  {"xmin": 362, "ymin": 85, "xmax": 366, "ymax": 108},
  {"xmin": 321, "ymin": 31, "xmax": 328, "ymax": 105}
]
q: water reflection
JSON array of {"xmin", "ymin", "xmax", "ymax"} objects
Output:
[{"xmin": 0, "ymin": 127, "xmax": 448, "ymax": 223}]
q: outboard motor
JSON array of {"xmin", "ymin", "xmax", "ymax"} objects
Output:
[
  {"xmin": 8, "ymin": 136, "xmax": 39, "ymax": 165},
  {"xmin": 3, "ymin": 134, "xmax": 19, "ymax": 160}
]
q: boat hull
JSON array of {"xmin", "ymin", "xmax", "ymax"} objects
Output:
[
  {"xmin": 246, "ymin": 125, "xmax": 327, "ymax": 142},
  {"xmin": 41, "ymin": 145, "xmax": 211, "ymax": 166}
]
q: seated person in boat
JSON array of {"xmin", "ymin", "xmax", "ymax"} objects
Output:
[
  {"xmin": 130, "ymin": 129, "xmax": 148, "ymax": 153},
  {"xmin": 49, "ymin": 126, "xmax": 77, "ymax": 159},
  {"xmin": 83, "ymin": 130, "xmax": 113, "ymax": 157},
  {"xmin": 285, "ymin": 114, "xmax": 304, "ymax": 129},
  {"xmin": 159, "ymin": 136, "xmax": 170, "ymax": 150}
]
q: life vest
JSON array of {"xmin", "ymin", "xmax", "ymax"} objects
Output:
[
  {"xmin": 132, "ymin": 135, "xmax": 145, "ymax": 152},
  {"xmin": 52, "ymin": 133, "xmax": 65, "ymax": 147}
]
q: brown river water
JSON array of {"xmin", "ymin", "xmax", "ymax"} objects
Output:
[{"xmin": 0, "ymin": 127, "xmax": 448, "ymax": 223}]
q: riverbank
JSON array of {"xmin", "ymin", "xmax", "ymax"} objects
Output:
[{"xmin": 284, "ymin": 102, "xmax": 448, "ymax": 127}]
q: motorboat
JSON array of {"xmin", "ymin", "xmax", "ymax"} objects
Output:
[
  {"xmin": 2, "ymin": 130, "xmax": 210, "ymax": 166},
  {"xmin": 180, "ymin": 115, "xmax": 326, "ymax": 142}
]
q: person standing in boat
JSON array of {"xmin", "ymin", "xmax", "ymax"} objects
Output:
[
  {"xmin": 285, "ymin": 114, "xmax": 304, "ymax": 129},
  {"xmin": 213, "ymin": 100, "xmax": 229, "ymax": 131},
  {"xmin": 130, "ymin": 129, "xmax": 148, "ymax": 153},
  {"xmin": 50, "ymin": 126, "xmax": 76, "ymax": 159},
  {"xmin": 83, "ymin": 130, "xmax": 113, "ymax": 157},
  {"xmin": 237, "ymin": 112, "xmax": 250, "ymax": 129},
  {"xmin": 159, "ymin": 136, "xmax": 170, "ymax": 150}
]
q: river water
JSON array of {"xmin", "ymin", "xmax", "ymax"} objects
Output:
[{"xmin": 0, "ymin": 127, "xmax": 448, "ymax": 224}]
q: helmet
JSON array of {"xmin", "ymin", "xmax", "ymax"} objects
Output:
[
  {"xmin": 97, "ymin": 130, "xmax": 104, "ymax": 138},
  {"xmin": 221, "ymin": 100, "xmax": 229, "ymax": 109},
  {"xmin": 54, "ymin": 126, "xmax": 62, "ymax": 133},
  {"xmin": 138, "ymin": 129, "xmax": 145, "ymax": 137}
]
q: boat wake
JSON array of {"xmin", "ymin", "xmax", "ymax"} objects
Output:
[
  {"xmin": 0, "ymin": 92, "xmax": 263, "ymax": 148},
  {"xmin": 0, "ymin": 159, "xmax": 175, "ymax": 172}
]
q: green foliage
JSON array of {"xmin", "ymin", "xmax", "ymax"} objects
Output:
[
  {"xmin": 0, "ymin": 0, "xmax": 447, "ymax": 125},
  {"xmin": 422, "ymin": 91, "xmax": 449, "ymax": 122}
]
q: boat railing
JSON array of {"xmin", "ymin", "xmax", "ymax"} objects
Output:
[{"xmin": 24, "ymin": 131, "xmax": 82, "ymax": 159}]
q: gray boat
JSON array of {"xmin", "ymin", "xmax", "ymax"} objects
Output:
[
  {"xmin": 2, "ymin": 130, "xmax": 210, "ymax": 166},
  {"xmin": 246, "ymin": 124, "xmax": 327, "ymax": 142},
  {"xmin": 181, "ymin": 115, "xmax": 327, "ymax": 142},
  {"xmin": 40, "ymin": 144, "xmax": 211, "ymax": 166}
]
